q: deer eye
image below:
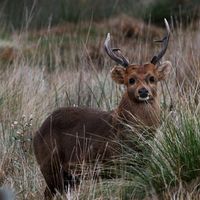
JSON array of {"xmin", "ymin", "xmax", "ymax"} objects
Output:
[
  {"xmin": 129, "ymin": 78, "xmax": 136, "ymax": 85},
  {"xmin": 149, "ymin": 76, "xmax": 156, "ymax": 83}
]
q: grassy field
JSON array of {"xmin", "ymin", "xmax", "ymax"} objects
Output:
[{"xmin": 0, "ymin": 15, "xmax": 200, "ymax": 199}]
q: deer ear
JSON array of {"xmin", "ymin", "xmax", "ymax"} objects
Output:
[
  {"xmin": 111, "ymin": 66, "xmax": 126, "ymax": 84},
  {"xmin": 157, "ymin": 61, "xmax": 172, "ymax": 81}
]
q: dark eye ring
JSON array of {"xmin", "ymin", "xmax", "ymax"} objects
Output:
[
  {"xmin": 129, "ymin": 78, "xmax": 136, "ymax": 84},
  {"xmin": 149, "ymin": 76, "xmax": 155, "ymax": 83}
]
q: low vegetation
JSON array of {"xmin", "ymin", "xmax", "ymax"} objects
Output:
[{"xmin": 1, "ymin": 0, "xmax": 200, "ymax": 29}]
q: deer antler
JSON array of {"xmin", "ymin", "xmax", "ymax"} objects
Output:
[
  {"xmin": 151, "ymin": 18, "xmax": 170, "ymax": 65},
  {"xmin": 104, "ymin": 33, "xmax": 129, "ymax": 67}
]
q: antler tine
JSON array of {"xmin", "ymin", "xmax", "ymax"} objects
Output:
[
  {"xmin": 104, "ymin": 33, "xmax": 129, "ymax": 67},
  {"xmin": 151, "ymin": 18, "xmax": 170, "ymax": 65}
]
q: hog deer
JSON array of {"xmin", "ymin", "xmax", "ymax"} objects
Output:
[{"xmin": 33, "ymin": 19, "xmax": 172, "ymax": 199}]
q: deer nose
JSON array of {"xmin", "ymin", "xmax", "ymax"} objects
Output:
[{"xmin": 138, "ymin": 87, "xmax": 149, "ymax": 98}]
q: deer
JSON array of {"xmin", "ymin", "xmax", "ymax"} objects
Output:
[{"xmin": 33, "ymin": 19, "xmax": 172, "ymax": 200}]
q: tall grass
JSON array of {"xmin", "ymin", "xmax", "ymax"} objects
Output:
[
  {"xmin": 115, "ymin": 109, "xmax": 200, "ymax": 199},
  {"xmin": 0, "ymin": 14, "xmax": 200, "ymax": 199}
]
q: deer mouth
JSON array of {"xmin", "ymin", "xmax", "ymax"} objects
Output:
[
  {"xmin": 137, "ymin": 94, "xmax": 154, "ymax": 102},
  {"xmin": 138, "ymin": 96, "xmax": 150, "ymax": 101}
]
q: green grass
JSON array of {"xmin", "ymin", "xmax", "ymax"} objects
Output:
[
  {"xmin": 89, "ymin": 107, "xmax": 200, "ymax": 199},
  {"xmin": 116, "ymin": 109, "xmax": 200, "ymax": 199}
]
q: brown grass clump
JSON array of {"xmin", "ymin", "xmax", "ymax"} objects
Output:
[
  {"xmin": 106, "ymin": 14, "xmax": 163, "ymax": 39},
  {"xmin": 29, "ymin": 22, "xmax": 77, "ymax": 38},
  {"xmin": 0, "ymin": 47, "xmax": 17, "ymax": 62}
]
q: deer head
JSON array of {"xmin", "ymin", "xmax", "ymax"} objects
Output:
[{"xmin": 104, "ymin": 19, "xmax": 172, "ymax": 103}]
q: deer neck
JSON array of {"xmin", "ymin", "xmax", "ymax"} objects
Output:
[{"xmin": 115, "ymin": 92, "xmax": 160, "ymax": 129}]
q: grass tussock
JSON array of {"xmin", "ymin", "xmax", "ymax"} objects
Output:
[
  {"xmin": 0, "ymin": 15, "xmax": 200, "ymax": 199},
  {"xmin": 115, "ymin": 109, "xmax": 200, "ymax": 199}
]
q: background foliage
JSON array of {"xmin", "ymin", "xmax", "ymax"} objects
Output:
[{"xmin": 0, "ymin": 0, "xmax": 200, "ymax": 29}]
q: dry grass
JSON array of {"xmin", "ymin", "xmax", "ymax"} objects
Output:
[{"xmin": 0, "ymin": 16, "xmax": 200, "ymax": 199}]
